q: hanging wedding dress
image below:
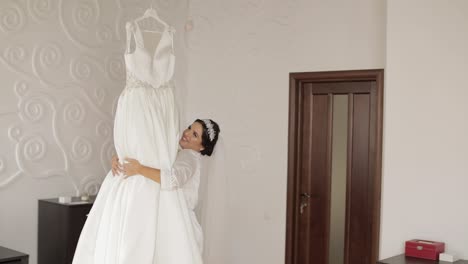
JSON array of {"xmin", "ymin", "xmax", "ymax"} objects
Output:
[{"xmin": 72, "ymin": 9, "xmax": 202, "ymax": 264}]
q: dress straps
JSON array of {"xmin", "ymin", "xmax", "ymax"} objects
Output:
[
  {"xmin": 126, "ymin": 21, "xmax": 147, "ymax": 54},
  {"xmin": 125, "ymin": 22, "xmax": 135, "ymax": 54},
  {"xmin": 168, "ymin": 26, "xmax": 176, "ymax": 54}
]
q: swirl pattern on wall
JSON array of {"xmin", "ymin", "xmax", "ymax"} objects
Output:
[
  {"xmin": 71, "ymin": 136, "xmax": 93, "ymax": 163},
  {"xmin": 96, "ymin": 24, "xmax": 113, "ymax": 44},
  {"xmin": 18, "ymin": 96, "xmax": 47, "ymax": 122},
  {"xmin": 3, "ymin": 46, "xmax": 28, "ymax": 65},
  {"xmin": 8, "ymin": 125, "xmax": 22, "ymax": 143},
  {"xmin": 0, "ymin": 3, "xmax": 26, "ymax": 33},
  {"xmin": 72, "ymin": 0, "xmax": 99, "ymax": 29},
  {"xmin": 23, "ymin": 135, "xmax": 47, "ymax": 162},
  {"xmin": 28, "ymin": 0, "xmax": 57, "ymax": 22},
  {"xmin": 96, "ymin": 120, "xmax": 111, "ymax": 137},
  {"xmin": 70, "ymin": 57, "xmax": 92, "ymax": 81},
  {"xmin": 38, "ymin": 43, "xmax": 63, "ymax": 68},
  {"xmin": 58, "ymin": 0, "xmax": 119, "ymax": 50},
  {"xmin": 63, "ymin": 100, "xmax": 86, "ymax": 125},
  {"xmin": 14, "ymin": 81, "xmax": 30, "ymax": 97}
]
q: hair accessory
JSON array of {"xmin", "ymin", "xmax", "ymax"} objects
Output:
[{"xmin": 203, "ymin": 119, "xmax": 216, "ymax": 141}]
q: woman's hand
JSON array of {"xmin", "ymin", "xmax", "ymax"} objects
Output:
[
  {"xmin": 122, "ymin": 158, "xmax": 142, "ymax": 179},
  {"xmin": 111, "ymin": 155, "xmax": 123, "ymax": 176}
]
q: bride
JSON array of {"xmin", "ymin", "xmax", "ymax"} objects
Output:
[{"xmin": 114, "ymin": 119, "xmax": 221, "ymax": 262}]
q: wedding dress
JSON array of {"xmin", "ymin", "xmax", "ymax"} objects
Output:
[{"xmin": 72, "ymin": 10, "xmax": 202, "ymax": 264}]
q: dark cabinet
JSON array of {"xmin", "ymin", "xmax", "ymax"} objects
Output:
[
  {"xmin": 38, "ymin": 197, "xmax": 94, "ymax": 264},
  {"xmin": 0, "ymin": 246, "xmax": 28, "ymax": 264},
  {"xmin": 378, "ymin": 254, "xmax": 468, "ymax": 264}
]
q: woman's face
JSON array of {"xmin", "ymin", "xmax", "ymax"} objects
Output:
[{"xmin": 179, "ymin": 121, "xmax": 205, "ymax": 152}]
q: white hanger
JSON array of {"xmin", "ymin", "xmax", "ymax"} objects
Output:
[{"xmin": 134, "ymin": 2, "xmax": 168, "ymax": 32}]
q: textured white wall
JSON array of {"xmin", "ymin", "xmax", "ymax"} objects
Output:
[
  {"xmin": 0, "ymin": 1, "xmax": 187, "ymax": 264},
  {"xmin": 380, "ymin": 0, "xmax": 468, "ymax": 259},
  {"xmin": 185, "ymin": 0, "xmax": 385, "ymax": 263}
]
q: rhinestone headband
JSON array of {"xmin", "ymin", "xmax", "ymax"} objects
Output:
[{"xmin": 202, "ymin": 119, "xmax": 216, "ymax": 141}]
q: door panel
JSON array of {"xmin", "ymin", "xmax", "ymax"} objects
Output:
[
  {"xmin": 296, "ymin": 89, "xmax": 331, "ymax": 264},
  {"xmin": 346, "ymin": 93, "xmax": 371, "ymax": 264}
]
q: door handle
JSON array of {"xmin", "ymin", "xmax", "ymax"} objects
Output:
[
  {"xmin": 299, "ymin": 193, "xmax": 311, "ymax": 214},
  {"xmin": 300, "ymin": 202, "xmax": 308, "ymax": 214}
]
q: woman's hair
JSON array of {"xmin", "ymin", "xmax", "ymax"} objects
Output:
[{"xmin": 195, "ymin": 119, "xmax": 220, "ymax": 156}]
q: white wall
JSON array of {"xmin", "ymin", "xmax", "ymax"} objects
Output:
[
  {"xmin": 185, "ymin": 0, "xmax": 385, "ymax": 263},
  {"xmin": 0, "ymin": 1, "xmax": 187, "ymax": 264},
  {"xmin": 380, "ymin": 0, "xmax": 468, "ymax": 259}
]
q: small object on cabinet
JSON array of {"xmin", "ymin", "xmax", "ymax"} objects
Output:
[
  {"xmin": 80, "ymin": 192, "xmax": 90, "ymax": 201},
  {"xmin": 440, "ymin": 253, "xmax": 458, "ymax": 262},
  {"xmin": 58, "ymin": 196, "xmax": 72, "ymax": 203},
  {"xmin": 405, "ymin": 239, "xmax": 445, "ymax": 260}
]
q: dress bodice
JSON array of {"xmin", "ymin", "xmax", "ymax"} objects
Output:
[{"xmin": 124, "ymin": 20, "xmax": 175, "ymax": 89}]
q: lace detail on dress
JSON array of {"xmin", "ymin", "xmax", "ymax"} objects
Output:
[
  {"xmin": 122, "ymin": 69, "xmax": 174, "ymax": 96},
  {"xmin": 160, "ymin": 168, "xmax": 180, "ymax": 190},
  {"xmin": 125, "ymin": 69, "xmax": 157, "ymax": 90},
  {"xmin": 167, "ymin": 174, "xmax": 179, "ymax": 189}
]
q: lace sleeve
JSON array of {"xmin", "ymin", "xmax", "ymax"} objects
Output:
[{"xmin": 160, "ymin": 150, "xmax": 199, "ymax": 190}]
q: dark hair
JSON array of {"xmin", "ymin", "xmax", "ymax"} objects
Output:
[{"xmin": 195, "ymin": 119, "xmax": 220, "ymax": 156}]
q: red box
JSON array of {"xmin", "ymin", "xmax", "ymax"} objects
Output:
[{"xmin": 405, "ymin": 239, "xmax": 445, "ymax": 260}]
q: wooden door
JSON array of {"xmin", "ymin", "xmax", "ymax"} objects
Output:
[{"xmin": 286, "ymin": 70, "xmax": 384, "ymax": 264}]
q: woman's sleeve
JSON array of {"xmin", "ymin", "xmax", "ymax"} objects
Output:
[{"xmin": 160, "ymin": 151, "xmax": 198, "ymax": 190}]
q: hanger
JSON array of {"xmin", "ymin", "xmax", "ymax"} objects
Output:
[{"xmin": 134, "ymin": 2, "xmax": 168, "ymax": 32}]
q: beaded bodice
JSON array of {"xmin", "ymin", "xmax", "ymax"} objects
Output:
[{"xmin": 123, "ymin": 19, "xmax": 175, "ymax": 92}]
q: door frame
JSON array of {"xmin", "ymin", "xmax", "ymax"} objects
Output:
[{"xmin": 285, "ymin": 69, "xmax": 384, "ymax": 264}]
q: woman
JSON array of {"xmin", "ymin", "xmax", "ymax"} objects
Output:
[{"xmin": 111, "ymin": 119, "xmax": 220, "ymax": 259}]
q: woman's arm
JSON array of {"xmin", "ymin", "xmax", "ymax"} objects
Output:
[
  {"xmin": 122, "ymin": 158, "xmax": 161, "ymax": 184},
  {"xmin": 122, "ymin": 151, "xmax": 199, "ymax": 190}
]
